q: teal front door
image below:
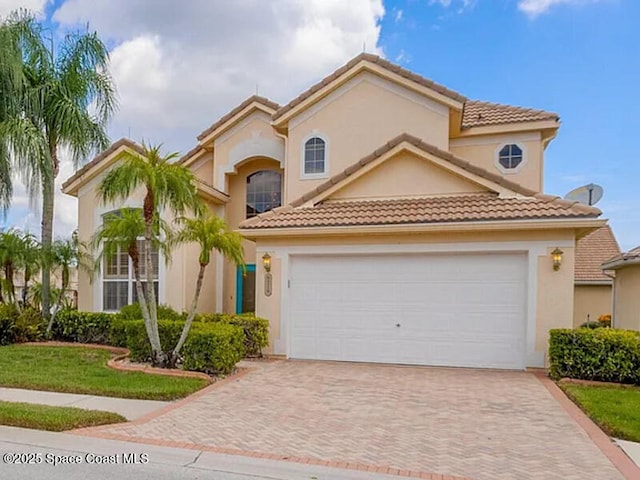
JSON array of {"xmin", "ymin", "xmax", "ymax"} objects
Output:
[{"xmin": 236, "ymin": 264, "xmax": 256, "ymax": 313}]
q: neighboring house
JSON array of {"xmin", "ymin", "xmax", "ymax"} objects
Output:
[
  {"xmin": 601, "ymin": 246, "xmax": 640, "ymax": 330},
  {"xmin": 573, "ymin": 225, "xmax": 620, "ymax": 327},
  {"xmin": 62, "ymin": 53, "xmax": 606, "ymax": 370}
]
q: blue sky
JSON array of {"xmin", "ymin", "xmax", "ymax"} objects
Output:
[{"xmin": 1, "ymin": 0, "xmax": 638, "ymax": 250}]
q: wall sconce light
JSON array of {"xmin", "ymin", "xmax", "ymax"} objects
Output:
[
  {"xmin": 551, "ymin": 248, "xmax": 563, "ymax": 271},
  {"xmin": 262, "ymin": 253, "xmax": 272, "ymax": 273}
]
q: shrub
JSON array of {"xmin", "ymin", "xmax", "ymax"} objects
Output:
[
  {"xmin": 14, "ymin": 308, "xmax": 45, "ymax": 342},
  {"xmin": 198, "ymin": 313, "xmax": 269, "ymax": 357},
  {"xmin": 52, "ymin": 310, "xmax": 114, "ymax": 344},
  {"xmin": 549, "ymin": 328, "xmax": 640, "ymax": 384},
  {"xmin": 117, "ymin": 319, "xmax": 244, "ymax": 374},
  {"xmin": 117, "ymin": 303, "xmax": 184, "ymax": 321},
  {"xmin": 182, "ymin": 323, "xmax": 245, "ymax": 374},
  {"xmin": 0, "ymin": 304, "xmax": 18, "ymax": 345},
  {"xmin": 108, "ymin": 319, "xmax": 128, "ymax": 348},
  {"xmin": 580, "ymin": 321, "xmax": 604, "ymax": 329}
]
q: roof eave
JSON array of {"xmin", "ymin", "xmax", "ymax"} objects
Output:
[
  {"xmin": 197, "ymin": 101, "xmax": 278, "ymax": 146},
  {"xmin": 601, "ymin": 257, "xmax": 640, "ymax": 271},
  {"xmin": 456, "ymin": 119, "xmax": 560, "ymax": 138},
  {"xmin": 239, "ymin": 217, "xmax": 606, "ymax": 239},
  {"xmin": 574, "ymin": 280, "xmax": 613, "ymax": 286}
]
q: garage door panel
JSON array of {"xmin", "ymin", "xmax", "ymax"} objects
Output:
[{"xmin": 289, "ymin": 253, "xmax": 527, "ymax": 369}]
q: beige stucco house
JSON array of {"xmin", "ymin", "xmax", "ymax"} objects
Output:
[
  {"xmin": 573, "ymin": 226, "xmax": 619, "ymax": 327},
  {"xmin": 601, "ymin": 246, "xmax": 640, "ymax": 330},
  {"xmin": 62, "ymin": 53, "xmax": 606, "ymax": 370}
]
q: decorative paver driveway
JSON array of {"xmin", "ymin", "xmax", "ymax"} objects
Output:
[{"xmin": 92, "ymin": 361, "xmax": 624, "ymax": 479}]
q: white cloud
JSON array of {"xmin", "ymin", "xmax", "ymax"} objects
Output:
[
  {"xmin": 428, "ymin": 0, "xmax": 477, "ymax": 13},
  {"xmin": 393, "ymin": 8, "xmax": 403, "ymax": 22},
  {"xmin": 0, "ymin": 0, "xmax": 49, "ymax": 17},
  {"xmin": 518, "ymin": 0, "xmax": 604, "ymax": 17},
  {"xmin": 53, "ymin": 0, "xmax": 385, "ymax": 150}
]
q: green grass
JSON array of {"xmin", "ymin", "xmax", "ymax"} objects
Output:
[
  {"xmin": 0, "ymin": 401, "xmax": 126, "ymax": 431},
  {"xmin": 561, "ymin": 383, "xmax": 640, "ymax": 442},
  {"xmin": 0, "ymin": 345, "xmax": 209, "ymax": 401}
]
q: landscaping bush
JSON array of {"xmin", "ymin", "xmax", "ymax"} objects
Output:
[
  {"xmin": 182, "ymin": 323, "xmax": 245, "ymax": 374},
  {"xmin": 14, "ymin": 308, "xmax": 45, "ymax": 342},
  {"xmin": 108, "ymin": 319, "xmax": 128, "ymax": 348},
  {"xmin": 117, "ymin": 303, "xmax": 184, "ymax": 321},
  {"xmin": 0, "ymin": 304, "xmax": 18, "ymax": 345},
  {"xmin": 118, "ymin": 319, "xmax": 244, "ymax": 374},
  {"xmin": 549, "ymin": 328, "xmax": 640, "ymax": 384},
  {"xmin": 52, "ymin": 310, "xmax": 114, "ymax": 344},
  {"xmin": 198, "ymin": 313, "xmax": 269, "ymax": 357}
]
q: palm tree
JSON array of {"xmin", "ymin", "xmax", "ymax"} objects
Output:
[
  {"xmin": 0, "ymin": 228, "xmax": 23, "ymax": 305},
  {"xmin": 19, "ymin": 232, "xmax": 41, "ymax": 307},
  {"xmin": 98, "ymin": 143, "xmax": 202, "ymax": 366},
  {"xmin": 92, "ymin": 207, "xmax": 174, "ymax": 362},
  {"xmin": 0, "ymin": 11, "xmax": 116, "ymax": 321},
  {"xmin": 170, "ymin": 214, "xmax": 244, "ymax": 366},
  {"xmin": 46, "ymin": 232, "xmax": 93, "ymax": 332}
]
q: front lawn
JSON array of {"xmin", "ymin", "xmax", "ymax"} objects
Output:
[
  {"xmin": 0, "ymin": 345, "xmax": 209, "ymax": 401},
  {"xmin": 0, "ymin": 401, "xmax": 125, "ymax": 431},
  {"xmin": 561, "ymin": 383, "xmax": 640, "ymax": 442}
]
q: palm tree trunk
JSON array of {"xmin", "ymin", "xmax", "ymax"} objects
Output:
[
  {"xmin": 142, "ymin": 190, "xmax": 162, "ymax": 365},
  {"xmin": 171, "ymin": 262, "xmax": 207, "ymax": 366},
  {"xmin": 41, "ymin": 147, "xmax": 56, "ymax": 322},
  {"xmin": 47, "ymin": 268, "xmax": 69, "ymax": 333},
  {"xmin": 130, "ymin": 251, "xmax": 161, "ymax": 359}
]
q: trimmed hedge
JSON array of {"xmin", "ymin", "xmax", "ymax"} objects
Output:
[
  {"xmin": 117, "ymin": 303, "xmax": 185, "ymax": 321},
  {"xmin": 120, "ymin": 320, "xmax": 244, "ymax": 374},
  {"xmin": 52, "ymin": 310, "xmax": 114, "ymax": 344},
  {"xmin": 198, "ymin": 313, "xmax": 269, "ymax": 357},
  {"xmin": 549, "ymin": 328, "xmax": 640, "ymax": 384}
]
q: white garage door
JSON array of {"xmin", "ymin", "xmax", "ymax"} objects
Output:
[{"xmin": 289, "ymin": 253, "xmax": 527, "ymax": 370}]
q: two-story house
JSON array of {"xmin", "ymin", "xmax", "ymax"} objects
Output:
[{"xmin": 62, "ymin": 53, "xmax": 605, "ymax": 370}]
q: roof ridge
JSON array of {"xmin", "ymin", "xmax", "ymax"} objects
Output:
[
  {"xmin": 289, "ymin": 133, "xmax": 537, "ymax": 208},
  {"xmin": 272, "ymin": 53, "xmax": 467, "ymax": 122},
  {"xmin": 196, "ymin": 94, "xmax": 280, "ymax": 142},
  {"xmin": 61, "ymin": 138, "xmax": 143, "ymax": 191},
  {"xmin": 465, "ymin": 99, "xmax": 558, "ymax": 117}
]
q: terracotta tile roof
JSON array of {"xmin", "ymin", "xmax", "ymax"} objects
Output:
[
  {"xmin": 272, "ymin": 53, "xmax": 467, "ymax": 122},
  {"xmin": 61, "ymin": 138, "xmax": 143, "ymax": 191},
  {"xmin": 290, "ymin": 133, "xmax": 537, "ymax": 209},
  {"xmin": 196, "ymin": 95, "xmax": 279, "ymax": 141},
  {"xmin": 177, "ymin": 144, "xmax": 206, "ymax": 165},
  {"xmin": 601, "ymin": 245, "xmax": 640, "ymax": 270},
  {"xmin": 462, "ymin": 100, "xmax": 559, "ymax": 129},
  {"xmin": 575, "ymin": 226, "xmax": 620, "ymax": 283},
  {"xmin": 240, "ymin": 193, "xmax": 601, "ymax": 230}
]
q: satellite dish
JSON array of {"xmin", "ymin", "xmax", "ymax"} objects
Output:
[{"xmin": 564, "ymin": 183, "xmax": 604, "ymax": 206}]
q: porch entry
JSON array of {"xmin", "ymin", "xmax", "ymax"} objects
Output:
[{"xmin": 236, "ymin": 264, "xmax": 256, "ymax": 313}]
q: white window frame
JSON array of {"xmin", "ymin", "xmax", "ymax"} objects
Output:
[
  {"xmin": 101, "ymin": 239, "xmax": 160, "ymax": 313},
  {"xmin": 495, "ymin": 142, "xmax": 527, "ymax": 174},
  {"xmin": 300, "ymin": 132, "xmax": 329, "ymax": 179}
]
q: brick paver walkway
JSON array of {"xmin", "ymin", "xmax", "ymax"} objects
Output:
[{"xmin": 95, "ymin": 361, "xmax": 623, "ymax": 479}]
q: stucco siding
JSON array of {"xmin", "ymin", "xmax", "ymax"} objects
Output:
[
  {"xmin": 613, "ymin": 266, "xmax": 640, "ymax": 330},
  {"xmin": 450, "ymin": 133, "xmax": 543, "ymax": 192},
  {"xmin": 254, "ymin": 228, "xmax": 577, "ymax": 366},
  {"xmin": 573, "ymin": 285, "xmax": 612, "ymax": 327},
  {"xmin": 330, "ymin": 150, "xmax": 485, "ymax": 201},
  {"xmin": 286, "ymin": 73, "xmax": 451, "ymax": 202}
]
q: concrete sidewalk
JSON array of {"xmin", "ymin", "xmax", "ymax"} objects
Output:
[
  {"xmin": 0, "ymin": 425, "xmax": 403, "ymax": 480},
  {"xmin": 0, "ymin": 388, "xmax": 169, "ymax": 421},
  {"xmin": 616, "ymin": 439, "xmax": 640, "ymax": 468}
]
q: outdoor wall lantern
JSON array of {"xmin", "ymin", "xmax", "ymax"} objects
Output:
[
  {"xmin": 551, "ymin": 247, "xmax": 563, "ymax": 271},
  {"xmin": 262, "ymin": 253, "xmax": 272, "ymax": 273}
]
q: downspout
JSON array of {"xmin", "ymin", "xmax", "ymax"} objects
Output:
[{"xmin": 604, "ymin": 271, "xmax": 616, "ymax": 328}]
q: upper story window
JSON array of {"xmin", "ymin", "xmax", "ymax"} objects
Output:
[
  {"xmin": 303, "ymin": 136, "xmax": 327, "ymax": 176},
  {"xmin": 246, "ymin": 170, "xmax": 282, "ymax": 218},
  {"xmin": 498, "ymin": 144, "xmax": 523, "ymax": 169},
  {"xmin": 496, "ymin": 143, "xmax": 526, "ymax": 173}
]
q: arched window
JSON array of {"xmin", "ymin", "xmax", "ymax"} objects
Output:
[
  {"xmin": 246, "ymin": 171, "xmax": 282, "ymax": 218},
  {"xmin": 304, "ymin": 137, "xmax": 326, "ymax": 175}
]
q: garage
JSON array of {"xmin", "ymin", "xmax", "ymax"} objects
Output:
[{"xmin": 288, "ymin": 252, "xmax": 527, "ymax": 370}]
